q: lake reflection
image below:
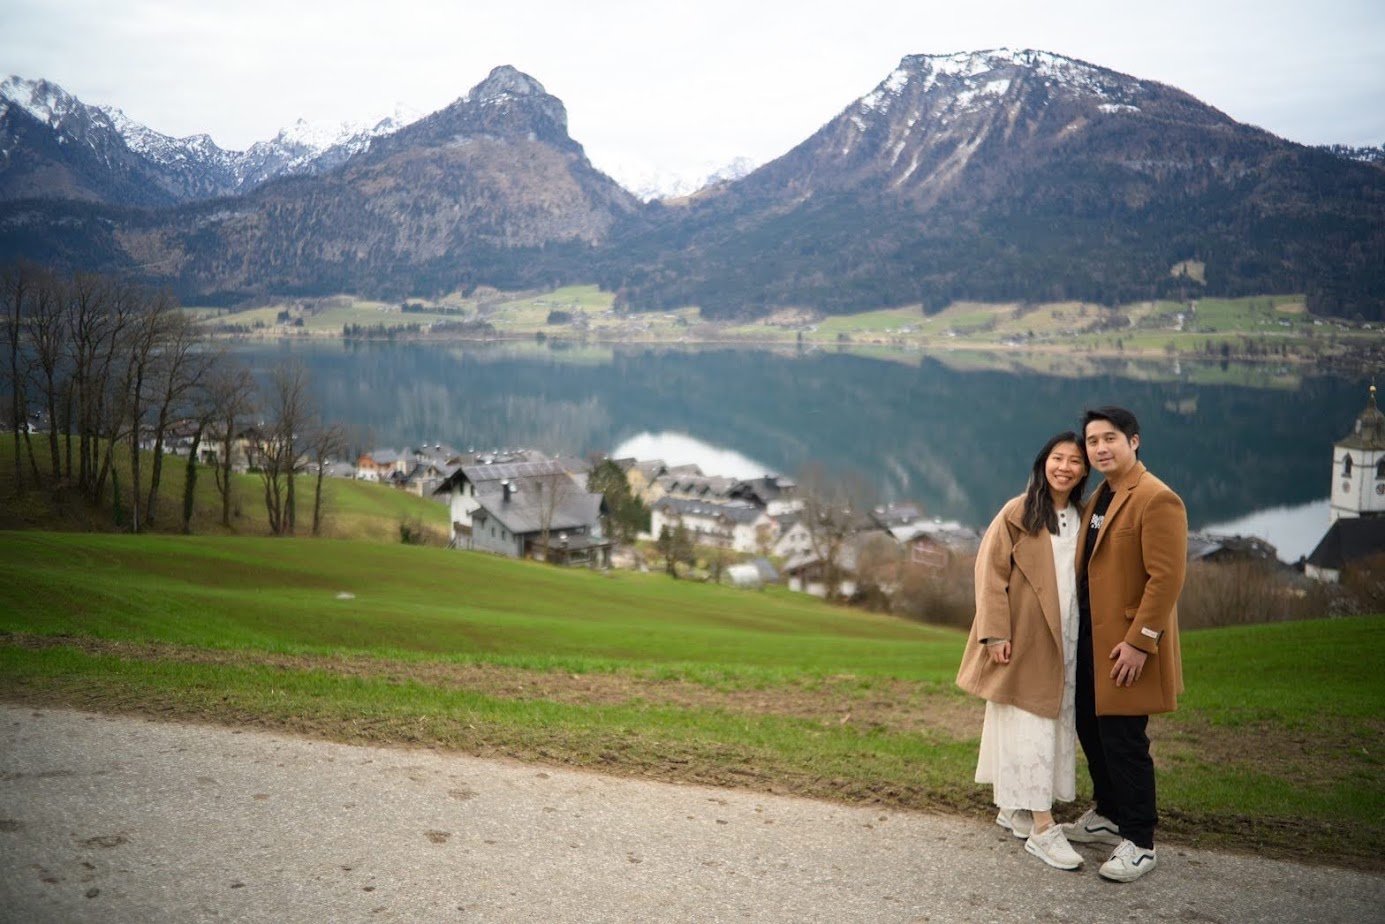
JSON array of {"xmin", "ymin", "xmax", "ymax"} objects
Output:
[{"xmin": 232, "ymin": 340, "xmax": 1365, "ymax": 545}]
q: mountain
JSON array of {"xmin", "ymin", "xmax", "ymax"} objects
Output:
[
  {"xmin": 2, "ymin": 55, "xmax": 1383, "ymax": 319},
  {"xmin": 614, "ymin": 157, "xmax": 761, "ymax": 202},
  {"xmin": 0, "ymin": 75, "xmax": 420, "ymax": 205},
  {"xmin": 93, "ymin": 66, "xmax": 640, "ymax": 299},
  {"xmin": 599, "ymin": 49, "xmax": 1385, "ymax": 319}
]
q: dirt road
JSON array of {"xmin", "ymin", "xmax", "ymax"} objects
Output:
[{"xmin": 1, "ymin": 705, "xmax": 1379, "ymax": 923}]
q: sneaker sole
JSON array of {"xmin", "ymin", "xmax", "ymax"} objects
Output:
[
  {"xmin": 1102, "ymin": 858, "xmax": 1157, "ymax": 886},
  {"xmin": 1099, "ymin": 859, "xmax": 1157, "ymax": 882},
  {"xmin": 1025, "ymin": 838, "xmax": 1083, "ymax": 870}
]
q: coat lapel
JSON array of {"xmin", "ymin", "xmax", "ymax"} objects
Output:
[
  {"xmin": 1005, "ymin": 506, "xmax": 1064, "ymax": 651},
  {"xmin": 1088, "ymin": 462, "xmax": 1147, "ymax": 560}
]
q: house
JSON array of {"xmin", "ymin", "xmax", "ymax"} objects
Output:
[
  {"xmin": 1305, "ymin": 518, "xmax": 1385, "ymax": 582},
  {"xmin": 626, "ymin": 459, "xmax": 669, "ymax": 503},
  {"xmin": 356, "ymin": 448, "xmax": 406, "ymax": 482},
  {"xmin": 468, "ymin": 478, "xmax": 610, "ymax": 567},
  {"xmin": 890, "ymin": 519, "xmax": 981, "ymax": 568},
  {"xmin": 433, "ymin": 457, "xmax": 591, "ymax": 547},
  {"xmin": 647, "ymin": 496, "xmax": 778, "ymax": 554},
  {"xmin": 729, "ymin": 475, "xmax": 803, "ymax": 516},
  {"xmin": 781, "ymin": 529, "xmax": 897, "ymax": 599},
  {"xmin": 1186, "ymin": 533, "xmax": 1281, "ymax": 565},
  {"xmin": 401, "ymin": 460, "xmax": 454, "ymax": 498},
  {"xmin": 772, "ymin": 517, "xmax": 813, "ymax": 560}
]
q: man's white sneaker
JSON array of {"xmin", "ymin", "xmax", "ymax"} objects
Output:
[
  {"xmin": 1062, "ymin": 808, "xmax": 1122, "ymax": 846},
  {"xmin": 995, "ymin": 808, "xmax": 1033, "ymax": 838},
  {"xmin": 1099, "ymin": 839, "xmax": 1158, "ymax": 882},
  {"xmin": 1025, "ymin": 824, "xmax": 1083, "ymax": 870}
]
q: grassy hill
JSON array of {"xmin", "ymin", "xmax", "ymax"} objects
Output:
[
  {"xmin": 0, "ymin": 529, "xmax": 1380, "ymax": 869},
  {"xmin": 0, "ymin": 439, "xmax": 448, "ymax": 542}
]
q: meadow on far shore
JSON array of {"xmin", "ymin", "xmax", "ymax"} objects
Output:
[{"xmin": 191, "ymin": 284, "xmax": 1384, "ymax": 370}]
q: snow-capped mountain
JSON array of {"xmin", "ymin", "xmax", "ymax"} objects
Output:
[
  {"xmin": 0, "ymin": 75, "xmax": 422, "ymax": 204},
  {"xmin": 607, "ymin": 156, "xmax": 760, "ymax": 202},
  {"xmin": 606, "ymin": 47, "xmax": 1385, "ymax": 319}
]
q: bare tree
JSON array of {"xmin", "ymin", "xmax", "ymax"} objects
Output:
[
  {"xmin": 122, "ymin": 289, "xmax": 178, "ymax": 532},
  {"xmin": 23, "ymin": 272, "xmax": 66, "ymax": 484},
  {"xmin": 533, "ymin": 469, "xmax": 579, "ymax": 559},
  {"xmin": 1, "ymin": 263, "xmax": 38, "ymax": 490},
  {"xmin": 797, "ymin": 462, "xmax": 876, "ymax": 602},
  {"xmin": 259, "ymin": 362, "xmax": 313, "ymax": 536},
  {"xmin": 143, "ymin": 305, "xmax": 212, "ymax": 527},
  {"xmin": 307, "ymin": 421, "xmax": 348, "ymax": 536},
  {"xmin": 206, "ymin": 361, "xmax": 257, "ymax": 528}
]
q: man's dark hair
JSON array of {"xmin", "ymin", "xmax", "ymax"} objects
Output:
[{"xmin": 1082, "ymin": 406, "xmax": 1141, "ymax": 457}]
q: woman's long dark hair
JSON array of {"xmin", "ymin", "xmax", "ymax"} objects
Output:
[{"xmin": 1021, "ymin": 431, "xmax": 1088, "ymax": 536}]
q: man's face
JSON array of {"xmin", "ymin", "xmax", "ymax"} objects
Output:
[{"xmin": 1085, "ymin": 419, "xmax": 1139, "ymax": 480}]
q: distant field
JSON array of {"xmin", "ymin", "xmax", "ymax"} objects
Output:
[
  {"xmin": 0, "ymin": 529, "xmax": 1379, "ymax": 869},
  {"xmin": 196, "ymin": 287, "xmax": 1377, "ymax": 367}
]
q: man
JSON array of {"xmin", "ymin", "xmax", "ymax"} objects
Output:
[{"xmin": 1064, "ymin": 407, "xmax": 1186, "ymax": 882}]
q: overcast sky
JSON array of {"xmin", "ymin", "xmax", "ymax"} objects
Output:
[{"xmin": 3, "ymin": 0, "xmax": 1382, "ymax": 190}]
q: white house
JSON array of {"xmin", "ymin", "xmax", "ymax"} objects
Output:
[{"xmin": 647, "ymin": 496, "xmax": 778, "ymax": 554}]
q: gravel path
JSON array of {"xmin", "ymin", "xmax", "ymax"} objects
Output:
[{"xmin": 1, "ymin": 704, "xmax": 1379, "ymax": 923}]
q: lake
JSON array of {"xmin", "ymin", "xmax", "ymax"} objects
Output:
[{"xmin": 232, "ymin": 340, "xmax": 1368, "ymax": 562}]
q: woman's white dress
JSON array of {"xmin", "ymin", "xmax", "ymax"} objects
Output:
[{"xmin": 973, "ymin": 504, "xmax": 1079, "ymax": 811}]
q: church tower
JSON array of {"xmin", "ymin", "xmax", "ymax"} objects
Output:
[{"xmin": 1330, "ymin": 383, "xmax": 1385, "ymax": 523}]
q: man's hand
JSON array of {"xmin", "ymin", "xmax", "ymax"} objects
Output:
[
  {"xmin": 1109, "ymin": 642, "xmax": 1148, "ymax": 687},
  {"xmin": 986, "ymin": 640, "xmax": 1011, "ymax": 665}
]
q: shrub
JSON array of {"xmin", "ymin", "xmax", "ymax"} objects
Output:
[{"xmin": 893, "ymin": 556, "xmax": 976, "ymax": 629}]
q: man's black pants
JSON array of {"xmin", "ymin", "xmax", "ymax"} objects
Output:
[{"xmin": 1075, "ymin": 611, "xmax": 1157, "ymax": 849}]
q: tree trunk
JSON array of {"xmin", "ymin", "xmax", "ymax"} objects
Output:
[
  {"xmin": 182, "ymin": 423, "xmax": 204, "ymax": 534},
  {"xmin": 312, "ymin": 466, "xmax": 325, "ymax": 536}
]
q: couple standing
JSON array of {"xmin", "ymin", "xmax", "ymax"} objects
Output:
[{"xmin": 957, "ymin": 406, "xmax": 1187, "ymax": 882}]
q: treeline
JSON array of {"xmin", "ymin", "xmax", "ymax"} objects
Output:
[{"xmin": 2, "ymin": 263, "xmax": 345, "ymax": 537}]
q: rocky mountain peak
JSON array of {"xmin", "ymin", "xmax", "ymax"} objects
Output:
[{"xmin": 470, "ymin": 65, "xmax": 549, "ymax": 104}]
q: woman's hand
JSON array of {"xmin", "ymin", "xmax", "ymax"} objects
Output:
[{"xmin": 985, "ymin": 640, "xmax": 1011, "ymax": 665}]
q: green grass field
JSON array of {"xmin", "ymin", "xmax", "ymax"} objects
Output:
[{"xmin": 0, "ymin": 529, "xmax": 1380, "ymax": 869}]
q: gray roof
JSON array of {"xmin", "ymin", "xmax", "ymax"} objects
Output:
[
  {"xmin": 1306, "ymin": 516, "xmax": 1385, "ymax": 570},
  {"xmin": 473, "ymin": 488, "xmax": 604, "ymax": 536},
  {"xmin": 653, "ymin": 496, "xmax": 765, "ymax": 525},
  {"xmin": 435, "ymin": 458, "xmax": 586, "ymax": 494}
]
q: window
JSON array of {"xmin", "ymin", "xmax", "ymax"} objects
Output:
[
  {"xmin": 1342, "ymin": 455, "xmax": 1353, "ymax": 477},
  {"xmin": 1377, "ymin": 459, "xmax": 1385, "ymax": 480}
]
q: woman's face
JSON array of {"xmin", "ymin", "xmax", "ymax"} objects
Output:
[{"xmin": 1044, "ymin": 440, "xmax": 1086, "ymax": 499}]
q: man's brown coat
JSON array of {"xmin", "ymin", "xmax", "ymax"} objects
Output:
[{"xmin": 1078, "ymin": 462, "xmax": 1187, "ymax": 716}]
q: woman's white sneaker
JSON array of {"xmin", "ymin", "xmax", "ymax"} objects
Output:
[
  {"xmin": 995, "ymin": 808, "xmax": 1033, "ymax": 838},
  {"xmin": 1025, "ymin": 825, "xmax": 1083, "ymax": 870},
  {"xmin": 1099, "ymin": 839, "xmax": 1158, "ymax": 882},
  {"xmin": 1061, "ymin": 808, "xmax": 1123, "ymax": 845}
]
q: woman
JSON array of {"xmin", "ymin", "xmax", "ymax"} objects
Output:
[{"xmin": 956, "ymin": 432, "xmax": 1088, "ymax": 870}]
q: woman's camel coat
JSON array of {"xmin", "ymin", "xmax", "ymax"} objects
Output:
[{"xmin": 956, "ymin": 495, "xmax": 1067, "ymax": 719}]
